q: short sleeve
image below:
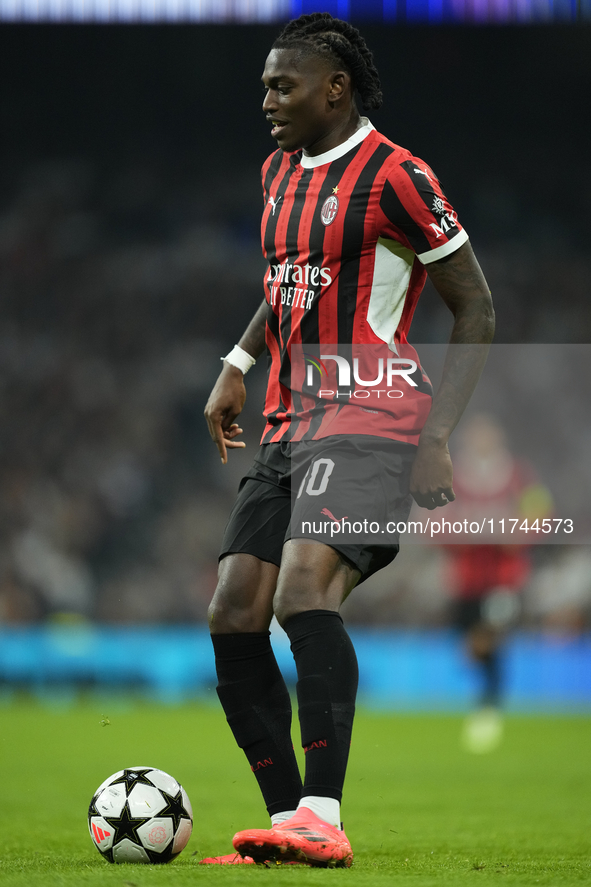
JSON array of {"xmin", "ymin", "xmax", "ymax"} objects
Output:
[{"xmin": 378, "ymin": 158, "xmax": 468, "ymax": 264}]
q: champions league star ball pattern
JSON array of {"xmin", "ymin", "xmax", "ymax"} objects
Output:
[{"xmin": 88, "ymin": 767, "xmax": 193, "ymax": 863}]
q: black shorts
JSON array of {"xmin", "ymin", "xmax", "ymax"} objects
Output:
[{"xmin": 220, "ymin": 435, "xmax": 416, "ymax": 583}]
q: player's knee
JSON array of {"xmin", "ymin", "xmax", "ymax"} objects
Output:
[
  {"xmin": 208, "ymin": 579, "xmax": 275, "ymax": 634},
  {"xmin": 272, "ymin": 564, "xmax": 322, "ymax": 627},
  {"xmin": 207, "ymin": 594, "xmax": 228, "ymax": 633},
  {"xmin": 273, "ymin": 597, "xmax": 299, "ymax": 628},
  {"xmin": 208, "ymin": 585, "xmax": 245, "ymax": 633}
]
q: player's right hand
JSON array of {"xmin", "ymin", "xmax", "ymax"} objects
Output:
[{"xmin": 204, "ymin": 363, "xmax": 247, "ymax": 464}]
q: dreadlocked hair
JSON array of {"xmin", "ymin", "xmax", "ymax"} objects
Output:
[{"xmin": 272, "ymin": 13, "xmax": 383, "ymax": 111}]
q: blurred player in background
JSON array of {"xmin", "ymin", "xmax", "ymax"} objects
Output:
[
  {"xmin": 443, "ymin": 412, "xmax": 552, "ymax": 752},
  {"xmin": 203, "ymin": 13, "xmax": 494, "ymax": 867}
]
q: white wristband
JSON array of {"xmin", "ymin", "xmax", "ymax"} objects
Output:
[{"xmin": 222, "ymin": 344, "xmax": 256, "ymax": 374}]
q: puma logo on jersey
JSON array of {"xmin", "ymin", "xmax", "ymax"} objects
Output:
[
  {"xmin": 414, "ymin": 167, "xmax": 433, "ymax": 183},
  {"xmin": 268, "ymin": 195, "xmax": 282, "ymax": 215}
]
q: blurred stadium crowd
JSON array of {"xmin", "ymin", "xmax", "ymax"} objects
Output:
[
  {"xmin": 1, "ymin": 155, "xmax": 590, "ymax": 632},
  {"xmin": 0, "ymin": 157, "xmax": 265, "ymax": 624}
]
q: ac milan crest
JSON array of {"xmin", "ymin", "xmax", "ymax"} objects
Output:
[{"xmin": 320, "ymin": 194, "xmax": 339, "ymax": 226}]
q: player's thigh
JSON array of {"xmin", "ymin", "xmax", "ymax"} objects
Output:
[
  {"xmin": 213, "ymin": 448, "xmax": 291, "ymax": 633},
  {"xmin": 208, "ymin": 553, "xmax": 279, "ymax": 634},
  {"xmin": 273, "ymin": 539, "xmax": 361, "ymax": 626}
]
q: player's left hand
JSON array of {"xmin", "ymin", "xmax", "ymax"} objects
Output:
[{"xmin": 410, "ymin": 440, "xmax": 456, "ymax": 510}]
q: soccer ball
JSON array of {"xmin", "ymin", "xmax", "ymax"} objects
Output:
[{"xmin": 88, "ymin": 767, "xmax": 193, "ymax": 864}]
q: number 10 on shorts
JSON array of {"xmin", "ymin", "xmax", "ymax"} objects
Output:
[{"xmin": 297, "ymin": 458, "xmax": 336, "ymax": 498}]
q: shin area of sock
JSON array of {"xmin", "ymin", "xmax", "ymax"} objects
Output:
[
  {"xmin": 212, "ymin": 631, "xmax": 302, "ymax": 815},
  {"xmin": 283, "ymin": 610, "xmax": 358, "ymax": 801}
]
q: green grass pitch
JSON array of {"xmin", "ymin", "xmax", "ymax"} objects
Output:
[{"xmin": 1, "ymin": 696, "xmax": 589, "ymax": 885}]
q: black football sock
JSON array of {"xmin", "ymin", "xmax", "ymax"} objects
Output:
[
  {"xmin": 211, "ymin": 631, "xmax": 302, "ymax": 817},
  {"xmin": 283, "ymin": 610, "xmax": 359, "ymax": 802},
  {"xmin": 479, "ymin": 648, "xmax": 502, "ymax": 708}
]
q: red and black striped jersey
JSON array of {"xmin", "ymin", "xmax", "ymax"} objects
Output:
[{"xmin": 259, "ymin": 120, "xmax": 468, "ymax": 446}]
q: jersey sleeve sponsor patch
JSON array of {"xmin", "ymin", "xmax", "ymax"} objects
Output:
[{"xmin": 379, "ymin": 158, "xmax": 467, "ymax": 264}]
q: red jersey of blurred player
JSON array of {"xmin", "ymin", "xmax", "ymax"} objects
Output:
[
  {"xmin": 442, "ymin": 413, "xmax": 552, "ymax": 747},
  {"xmin": 444, "ymin": 412, "xmax": 551, "ymax": 602}
]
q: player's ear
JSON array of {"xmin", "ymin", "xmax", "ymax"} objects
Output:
[{"xmin": 327, "ymin": 71, "xmax": 350, "ymax": 105}]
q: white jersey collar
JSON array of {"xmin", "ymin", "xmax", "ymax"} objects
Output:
[{"xmin": 300, "ymin": 118, "xmax": 374, "ymax": 169}]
